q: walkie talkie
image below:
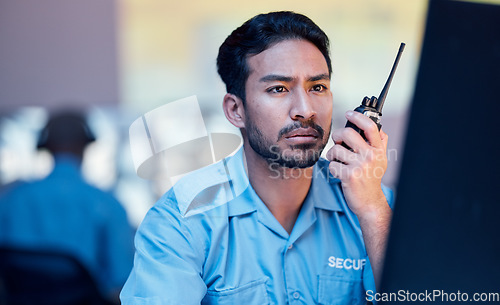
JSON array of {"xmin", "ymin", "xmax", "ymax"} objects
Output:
[{"xmin": 343, "ymin": 43, "xmax": 405, "ymax": 150}]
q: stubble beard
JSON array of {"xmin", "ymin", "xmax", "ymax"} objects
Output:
[{"xmin": 245, "ymin": 118, "xmax": 330, "ymax": 169}]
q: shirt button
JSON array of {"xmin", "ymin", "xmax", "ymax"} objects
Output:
[
  {"xmin": 288, "ymin": 244, "xmax": 293, "ymax": 250},
  {"xmin": 293, "ymin": 291, "xmax": 300, "ymax": 299}
]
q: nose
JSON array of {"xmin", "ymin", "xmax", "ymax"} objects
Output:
[{"xmin": 290, "ymin": 89, "xmax": 316, "ymax": 121}]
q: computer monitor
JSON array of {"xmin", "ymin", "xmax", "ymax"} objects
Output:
[{"xmin": 380, "ymin": 0, "xmax": 500, "ymax": 303}]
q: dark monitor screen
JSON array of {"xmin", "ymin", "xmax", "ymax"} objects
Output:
[{"xmin": 380, "ymin": 0, "xmax": 500, "ymax": 303}]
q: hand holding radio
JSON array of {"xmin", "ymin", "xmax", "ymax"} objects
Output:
[
  {"xmin": 342, "ymin": 43, "xmax": 405, "ymax": 150},
  {"xmin": 326, "ymin": 43, "xmax": 405, "ymax": 215}
]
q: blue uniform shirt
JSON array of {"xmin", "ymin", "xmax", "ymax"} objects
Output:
[{"xmin": 121, "ymin": 147, "xmax": 393, "ymax": 304}]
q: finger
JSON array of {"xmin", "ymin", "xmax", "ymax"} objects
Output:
[
  {"xmin": 326, "ymin": 143, "xmax": 357, "ymax": 164},
  {"xmin": 380, "ymin": 129, "xmax": 389, "ymax": 151},
  {"xmin": 331, "ymin": 126, "xmax": 370, "ymax": 152},
  {"xmin": 345, "ymin": 111, "xmax": 383, "ymax": 149},
  {"xmin": 328, "ymin": 161, "xmax": 347, "ymax": 180}
]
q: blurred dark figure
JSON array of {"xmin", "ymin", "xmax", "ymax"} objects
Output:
[{"xmin": 0, "ymin": 111, "xmax": 134, "ymax": 305}]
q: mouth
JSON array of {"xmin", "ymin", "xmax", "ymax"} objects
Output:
[{"xmin": 284, "ymin": 128, "xmax": 320, "ymax": 144}]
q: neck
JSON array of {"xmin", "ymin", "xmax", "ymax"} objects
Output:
[
  {"xmin": 53, "ymin": 152, "xmax": 83, "ymax": 166},
  {"xmin": 244, "ymin": 143, "xmax": 313, "ymax": 234}
]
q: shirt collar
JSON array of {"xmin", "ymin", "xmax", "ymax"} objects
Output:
[
  {"xmin": 175, "ymin": 145, "xmax": 344, "ymax": 218},
  {"xmin": 228, "ymin": 157, "xmax": 345, "ymax": 240},
  {"xmin": 174, "ymin": 145, "xmax": 254, "ymax": 217},
  {"xmin": 225, "ymin": 147, "xmax": 257, "ymax": 217},
  {"xmin": 308, "ymin": 159, "xmax": 344, "ymax": 213},
  {"xmin": 227, "ymin": 151, "xmax": 344, "ymax": 217}
]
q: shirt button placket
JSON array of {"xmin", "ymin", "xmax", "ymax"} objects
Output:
[{"xmin": 285, "ymin": 243, "xmax": 302, "ymax": 303}]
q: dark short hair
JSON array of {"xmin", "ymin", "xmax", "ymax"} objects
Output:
[
  {"xmin": 216, "ymin": 11, "xmax": 332, "ymax": 102},
  {"xmin": 37, "ymin": 111, "xmax": 95, "ymax": 153}
]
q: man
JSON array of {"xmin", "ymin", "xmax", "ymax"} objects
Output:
[
  {"xmin": 121, "ymin": 11, "xmax": 392, "ymax": 304},
  {"xmin": 0, "ymin": 112, "xmax": 135, "ymax": 304}
]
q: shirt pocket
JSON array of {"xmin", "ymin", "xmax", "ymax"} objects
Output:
[
  {"xmin": 202, "ymin": 278, "xmax": 270, "ymax": 305},
  {"xmin": 318, "ymin": 274, "xmax": 366, "ymax": 305}
]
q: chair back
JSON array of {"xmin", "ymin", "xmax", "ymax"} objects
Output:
[{"xmin": 0, "ymin": 247, "xmax": 109, "ymax": 305}]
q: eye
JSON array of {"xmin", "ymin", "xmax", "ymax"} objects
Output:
[
  {"xmin": 267, "ymin": 86, "xmax": 288, "ymax": 94},
  {"xmin": 311, "ymin": 84, "xmax": 328, "ymax": 92}
]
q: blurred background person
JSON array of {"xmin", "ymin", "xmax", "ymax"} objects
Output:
[{"xmin": 0, "ymin": 111, "xmax": 134, "ymax": 305}]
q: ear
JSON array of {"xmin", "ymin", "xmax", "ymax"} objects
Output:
[{"xmin": 222, "ymin": 93, "xmax": 246, "ymax": 129}]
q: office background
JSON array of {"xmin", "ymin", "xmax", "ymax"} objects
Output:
[{"xmin": 1, "ymin": 0, "xmax": 494, "ymax": 226}]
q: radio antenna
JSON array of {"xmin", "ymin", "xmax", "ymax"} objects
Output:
[{"xmin": 376, "ymin": 42, "xmax": 405, "ymax": 113}]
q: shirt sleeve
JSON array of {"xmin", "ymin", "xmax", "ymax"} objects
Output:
[
  {"xmin": 381, "ymin": 184, "xmax": 395, "ymax": 209},
  {"xmin": 120, "ymin": 195, "xmax": 207, "ymax": 305},
  {"xmin": 363, "ymin": 256, "xmax": 377, "ymax": 301}
]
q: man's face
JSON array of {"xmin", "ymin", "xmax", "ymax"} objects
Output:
[{"xmin": 243, "ymin": 39, "xmax": 333, "ymax": 169}]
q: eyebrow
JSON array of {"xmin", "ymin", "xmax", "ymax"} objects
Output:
[
  {"xmin": 259, "ymin": 74, "xmax": 294, "ymax": 83},
  {"xmin": 308, "ymin": 73, "xmax": 330, "ymax": 82},
  {"xmin": 259, "ymin": 73, "xmax": 330, "ymax": 83}
]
